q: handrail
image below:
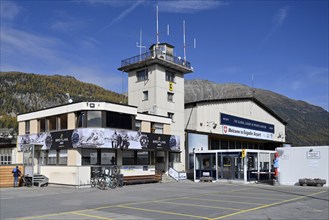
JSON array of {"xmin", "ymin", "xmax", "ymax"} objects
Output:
[
  {"xmin": 168, "ymin": 167, "xmax": 179, "ymax": 181},
  {"xmin": 120, "ymin": 50, "xmax": 191, "ymax": 69}
]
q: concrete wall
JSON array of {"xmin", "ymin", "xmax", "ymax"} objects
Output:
[{"xmin": 277, "ymin": 146, "xmax": 329, "ymax": 187}]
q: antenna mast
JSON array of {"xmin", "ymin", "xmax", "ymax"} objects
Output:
[
  {"xmin": 183, "ymin": 20, "xmax": 196, "ymax": 62},
  {"xmin": 183, "ymin": 20, "xmax": 186, "ymax": 61},
  {"xmin": 156, "ymin": 4, "xmax": 159, "ymax": 45},
  {"xmin": 136, "ymin": 29, "xmax": 146, "ymax": 61}
]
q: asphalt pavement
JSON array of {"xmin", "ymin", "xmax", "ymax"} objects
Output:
[{"xmin": 1, "ymin": 180, "xmax": 328, "ymax": 220}]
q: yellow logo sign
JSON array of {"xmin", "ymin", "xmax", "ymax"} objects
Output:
[{"xmin": 169, "ymin": 82, "xmax": 173, "ymax": 91}]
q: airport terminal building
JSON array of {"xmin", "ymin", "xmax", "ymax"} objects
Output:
[{"xmin": 15, "ymin": 42, "xmax": 286, "ymax": 186}]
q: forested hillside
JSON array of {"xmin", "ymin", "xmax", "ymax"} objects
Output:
[
  {"xmin": 0, "ymin": 71, "xmax": 126, "ymax": 128},
  {"xmin": 1, "ymin": 72, "xmax": 328, "ymax": 146}
]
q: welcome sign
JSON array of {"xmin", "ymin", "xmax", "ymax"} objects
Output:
[{"xmin": 221, "ymin": 113, "xmax": 274, "ymax": 140}]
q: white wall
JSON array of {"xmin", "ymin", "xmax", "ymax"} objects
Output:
[
  {"xmin": 277, "ymin": 146, "xmax": 329, "ymax": 187},
  {"xmin": 185, "ymin": 100, "xmax": 286, "ymax": 143},
  {"xmin": 40, "ymin": 166, "xmax": 91, "ymax": 186}
]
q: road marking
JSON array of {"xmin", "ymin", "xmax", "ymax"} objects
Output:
[
  {"xmin": 221, "ymin": 191, "xmax": 300, "ymax": 198},
  {"xmin": 155, "ymin": 201, "xmax": 241, "ymax": 211},
  {"xmin": 208, "ymin": 194, "xmax": 284, "ymax": 201},
  {"xmin": 187, "ymin": 197, "xmax": 264, "ymax": 205},
  {"xmin": 71, "ymin": 211, "xmax": 113, "ymax": 220},
  {"xmin": 212, "ymin": 190, "xmax": 328, "ymax": 219},
  {"xmin": 118, "ymin": 204, "xmax": 212, "ymax": 220}
]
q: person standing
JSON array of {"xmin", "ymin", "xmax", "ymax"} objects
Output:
[{"xmin": 12, "ymin": 166, "xmax": 21, "ymax": 187}]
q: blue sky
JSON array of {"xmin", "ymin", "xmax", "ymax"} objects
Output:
[{"xmin": 1, "ymin": 0, "xmax": 328, "ymax": 111}]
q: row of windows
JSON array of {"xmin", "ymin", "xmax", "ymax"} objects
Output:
[
  {"xmin": 0, "ymin": 154, "xmax": 12, "ymax": 165},
  {"xmin": 137, "ymin": 69, "xmax": 176, "ymax": 83},
  {"xmin": 77, "ymin": 111, "xmax": 133, "ymax": 130},
  {"xmin": 142, "ymin": 91, "xmax": 174, "ymax": 102},
  {"xmin": 33, "ymin": 149, "xmax": 181, "ymax": 166},
  {"xmin": 210, "ymin": 139, "xmax": 265, "ymax": 150},
  {"xmin": 24, "ymin": 111, "xmax": 137, "ymax": 134},
  {"xmin": 0, "ymin": 148, "xmax": 12, "ymax": 164}
]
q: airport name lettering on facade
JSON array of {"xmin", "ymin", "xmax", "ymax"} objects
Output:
[
  {"xmin": 223, "ymin": 125, "xmax": 273, "ymax": 140},
  {"xmin": 221, "ymin": 113, "xmax": 274, "ymax": 140}
]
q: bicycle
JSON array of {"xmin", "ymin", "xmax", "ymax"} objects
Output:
[
  {"xmin": 100, "ymin": 169, "xmax": 118, "ymax": 190},
  {"xmin": 90, "ymin": 170, "xmax": 104, "ymax": 188},
  {"xmin": 21, "ymin": 175, "xmax": 32, "ymax": 187}
]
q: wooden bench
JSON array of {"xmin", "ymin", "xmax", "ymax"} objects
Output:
[
  {"xmin": 200, "ymin": 176, "xmax": 213, "ymax": 182},
  {"xmin": 123, "ymin": 175, "xmax": 160, "ymax": 185}
]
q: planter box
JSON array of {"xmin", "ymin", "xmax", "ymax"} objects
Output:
[{"xmin": 299, "ymin": 178, "xmax": 326, "ymax": 187}]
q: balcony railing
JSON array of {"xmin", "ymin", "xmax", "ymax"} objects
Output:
[{"xmin": 120, "ymin": 50, "xmax": 191, "ymax": 69}]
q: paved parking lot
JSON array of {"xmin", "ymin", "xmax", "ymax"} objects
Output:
[{"xmin": 1, "ymin": 181, "xmax": 328, "ymax": 220}]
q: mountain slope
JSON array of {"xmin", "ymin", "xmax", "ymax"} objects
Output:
[
  {"xmin": 0, "ymin": 72, "xmax": 328, "ymax": 146},
  {"xmin": 185, "ymin": 79, "xmax": 329, "ymax": 146},
  {"xmin": 0, "ymin": 71, "xmax": 125, "ymax": 115}
]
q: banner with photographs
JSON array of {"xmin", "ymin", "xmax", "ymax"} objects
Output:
[
  {"xmin": 17, "ymin": 130, "xmax": 74, "ymax": 151},
  {"xmin": 18, "ymin": 128, "xmax": 180, "ymax": 151},
  {"xmin": 72, "ymin": 128, "xmax": 180, "ymax": 151}
]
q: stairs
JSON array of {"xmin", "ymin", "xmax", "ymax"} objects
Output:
[
  {"xmin": 160, "ymin": 174, "xmax": 177, "ymax": 183},
  {"xmin": 33, "ymin": 174, "xmax": 49, "ymax": 187}
]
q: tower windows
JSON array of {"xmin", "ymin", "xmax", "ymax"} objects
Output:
[
  {"xmin": 167, "ymin": 92, "xmax": 174, "ymax": 102},
  {"xmin": 166, "ymin": 70, "xmax": 175, "ymax": 82},
  {"xmin": 25, "ymin": 120, "xmax": 30, "ymax": 134},
  {"xmin": 168, "ymin": 112, "xmax": 175, "ymax": 122},
  {"xmin": 143, "ymin": 91, "xmax": 149, "ymax": 101},
  {"xmin": 137, "ymin": 69, "xmax": 148, "ymax": 81}
]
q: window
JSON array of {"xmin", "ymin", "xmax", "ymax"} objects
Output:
[
  {"xmin": 143, "ymin": 91, "xmax": 148, "ymax": 101},
  {"xmin": 135, "ymin": 120, "xmax": 141, "ymax": 131},
  {"xmin": 137, "ymin": 151, "xmax": 149, "ymax": 165},
  {"xmin": 77, "ymin": 111, "xmax": 86, "ymax": 128},
  {"xmin": 82, "ymin": 149, "xmax": 98, "ymax": 165},
  {"xmin": 106, "ymin": 111, "xmax": 133, "ymax": 130},
  {"xmin": 166, "ymin": 70, "xmax": 175, "ymax": 82},
  {"xmin": 167, "ymin": 92, "xmax": 174, "ymax": 102},
  {"xmin": 0, "ymin": 148, "xmax": 12, "ymax": 165},
  {"xmin": 122, "ymin": 151, "xmax": 135, "ymax": 165},
  {"xmin": 59, "ymin": 114, "xmax": 67, "ymax": 130},
  {"xmin": 25, "ymin": 120, "xmax": 30, "ymax": 134},
  {"xmin": 87, "ymin": 111, "xmax": 102, "ymax": 127},
  {"xmin": 58, "ymin": 149, "xmax": 67, "ymax": 165},
  {"xmin": 101, "ymin": 150, "xmax": 116, "ymax": 165},
  {"xmin": 47, "ymin": 150, "xmax": 57, "ymax": 165},
  {"xmin": 137, "ymin": 69, "xmax": 148, "ymax": 81},
  {"xmin": 152, "ymin": 123, "xmax": 163, "ymax": 134},
  {"xmin": 48, "ymin": 116, "xmax": 57, "ymax": 131},
  {"xmin": 39, "ymin": 118, "xmax": 46, "ymax": 132},
  {"xmin": 168, "ymin": 112, "xmax": 174, "ymax": 122}
]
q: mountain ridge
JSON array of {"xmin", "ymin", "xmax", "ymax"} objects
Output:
[{"xmin": 1, "ymin": 72, "xmax": 328, "ymax": 146}]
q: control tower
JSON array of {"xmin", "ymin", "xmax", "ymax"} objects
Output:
[{"xmin": 118, "ymin": 42, "xmax": 193, "ymax": 171}]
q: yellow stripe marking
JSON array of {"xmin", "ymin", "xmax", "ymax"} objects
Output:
[
  {"xmin": 71, "ymin": 211, "xmax": 113, "ymax": 220},
  {"xmin": 155, "ymin": 201, "xmax": 241, "ymax": 211},
  {"xmin": 213, "ymin": 190, "xmax": 328, "ymax": 219},
  {"xmin": 17, "ymin": 206, "xmax": 118, "ymax": 220},
  {"xmin": 187, "ymin": 197, "xmax": 264, "ymax": 205},
  {"xmin": 118, "ymin": 205, "xmax": 212, "ymax": 220},
  {"xmin": 220, "ymin": 191, "xmax": 300, "ymax": 198},
  {"xmin": 208, "ymin": 194, "xmax": 284, "ymax": 201}
]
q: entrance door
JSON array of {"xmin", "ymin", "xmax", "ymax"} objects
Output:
[
  {"xmin": 222, "ymin": 154, "xmax": 242, "ymax": 180},
  {"xmin": 155, "ymin": 151, "xmax": 166, "ymax": 173},
  {"xmin": 37, "ymin": 151, "xmax": 46, "ymax": 174}
]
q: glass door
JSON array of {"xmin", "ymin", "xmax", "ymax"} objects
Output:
[{"xmin": 221, "ymin": 154, "xmax": 242, "ymax": 180}]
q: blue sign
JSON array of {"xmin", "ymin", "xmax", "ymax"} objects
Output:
[{"xmin": 220, "ymin": 113, "xmax": 274, "ymax": 133}]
